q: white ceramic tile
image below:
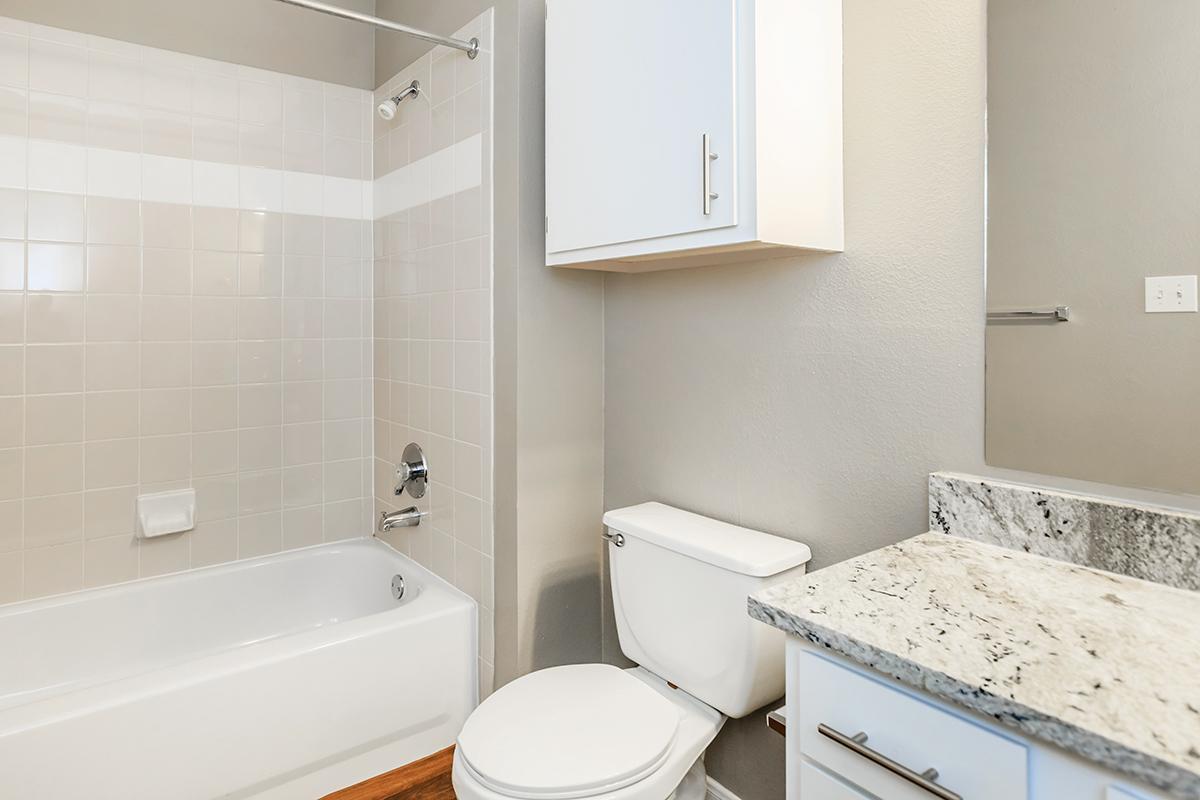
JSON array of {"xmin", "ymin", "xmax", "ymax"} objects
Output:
[
  {"xmin": 28, "ymin": 140, "xmax": 86, "ymax": 193},
  {"xmin": 239, "ymin": 165, "xmax": 282, "ymax": 211},
  {"xmin": 0, "ymin": 135, "xmax": 25, "ymax": 188},
  {"xmin": 85, "ymin": 148, "xmax": 139, "ymax": 200},
  {"xmin": 323, "ymin": 176, "xmax": 362, "ymax": 219},
  {"xmin": 0, "ymin": 241, "xmax": 23, "ymax": 291},
  {"xmin": 141, "ymin": 154, "xmax": 191, "ymax": 204},
  {"xmin": 282, "ymin": 170, "xmax": 322, "ymax": 216},
  {"xmin": 453, "ymin": 133, "xmax": 483, "ymax": 194},
  {"xmin": 192, "ymin": 160, "xmax": 238, "ymax": 208}
]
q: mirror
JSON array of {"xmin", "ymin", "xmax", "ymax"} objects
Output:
[{"xmin": 985, "ymin": 0, "xmax": 1200, "ymax": 495}]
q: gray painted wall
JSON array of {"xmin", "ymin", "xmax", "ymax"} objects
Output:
[
  {"xmin": 0, "ymin": 0, "xmax": 377, "ymax": 88},
  {"xmin": 602, "ymin": 2, "xmax": 1200, "ymax": 797},
  {"xmin": 494, "ymin": 0, "xmax": 605, "ymax": 683},
  {"xmin": 601, "ymin": 2, "xmax": 988, "ymax": 796}
]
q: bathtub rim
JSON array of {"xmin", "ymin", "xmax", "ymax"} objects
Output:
[
  {"xmin": 0, "ymin": 535, "xmax": 478, "ymax": 724},
  {"xmin": 0, "ymin": 535, "xmax": 470, "ymax": 619}
]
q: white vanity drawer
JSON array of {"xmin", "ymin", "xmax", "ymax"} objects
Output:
[
  {"xmin": 800, "ymin": 762, "xmax": 872, "ymax": 799},
  {"xmin": 797, "ymin": 651, "xmax": 1028, "ymax": 800}
]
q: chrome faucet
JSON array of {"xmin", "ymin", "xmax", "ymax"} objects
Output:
[{"xmin": 378, "ymin": 506, "xmax": 427, "ymax": 532}]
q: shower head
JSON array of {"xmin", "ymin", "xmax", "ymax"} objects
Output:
[{"xmin": 378, "ymin": 80, "xmax": 420, "ymax": 120}]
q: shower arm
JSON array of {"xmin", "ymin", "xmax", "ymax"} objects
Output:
[
  {"xmin": 393, "ymin": 81, "xmax": 420, "ymax": 103},
  {"xmin": 272, "ymin": 0, "xmax": 479, "ymax": 59}
]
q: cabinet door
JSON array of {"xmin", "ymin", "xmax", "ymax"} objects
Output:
[
  {"xmin": 799, "ymin": 763, "xmax": 872, "ymax": 800},
  {"xmin": 546, "ymin": 0, "xmax": 739, "ymax": 255}
]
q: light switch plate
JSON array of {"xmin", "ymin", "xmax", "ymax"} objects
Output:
[{"xmin": 1145, "ymin": 275, "xmax": 1198, "ymax": 313}]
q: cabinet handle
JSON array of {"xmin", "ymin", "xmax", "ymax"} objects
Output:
[
  {"xmin": 702, "ymin": 133, "xmax": 719, "ymax": 214},
  {"xmin": 817, "ymin": 723, "xmax": 962, "ymax": 800}
]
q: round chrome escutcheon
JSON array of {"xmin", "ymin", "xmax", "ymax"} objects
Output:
[{"xmin": 391, "ymin": 573, "xmax": 405, "ymax": 601}]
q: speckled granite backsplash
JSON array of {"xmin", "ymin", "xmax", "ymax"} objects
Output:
[{"xmin": 929, "ymin": 472, "xmax": 1200, "ymax": 591}]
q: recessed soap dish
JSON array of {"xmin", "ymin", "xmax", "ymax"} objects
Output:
[{"xmin": 137, "ymin": 489, "xmax": 196, "ymax": 539}]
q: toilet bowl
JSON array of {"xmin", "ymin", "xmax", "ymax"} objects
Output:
[
  {"xmin": 453, "ymin": 665, "xmax": 722, "ymax": 800},
  {"xmin": 452, "ymin": 503, "xmax": 812, "ymax": 800}
]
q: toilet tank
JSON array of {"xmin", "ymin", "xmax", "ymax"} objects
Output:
[{"xmin": 603, "ymin": 502, "xmax": 811, "ymax": 718}]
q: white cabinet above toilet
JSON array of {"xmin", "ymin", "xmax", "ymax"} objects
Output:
[{"xmin": 545, "ymin": 0, "xmax": 844, "ymax": 272}]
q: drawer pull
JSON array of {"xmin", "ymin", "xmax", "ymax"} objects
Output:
[{"xmin": 817, "ymin": 723, "xmax": 962, "ymax": 800}]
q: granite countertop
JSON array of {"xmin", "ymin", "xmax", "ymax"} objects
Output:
[{"xmin": 749, "ymin": 533, "xmax": 1200, "ymax": 799}]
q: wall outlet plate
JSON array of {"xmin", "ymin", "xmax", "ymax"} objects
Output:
[{"xmin": 1145, "ymin": 275, "xmax": 1198, "ymax": 313}]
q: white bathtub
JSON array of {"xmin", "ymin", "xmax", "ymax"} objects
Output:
[{"xmin": 0, "ymin": 538, "xmax": 477, "ymax": 799}]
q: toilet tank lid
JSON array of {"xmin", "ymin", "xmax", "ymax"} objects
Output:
[{"xmin": 602, "ymin": 502, "xmax": 812, "ymax": 577}]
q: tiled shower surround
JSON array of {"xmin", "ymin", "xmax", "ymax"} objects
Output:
[
  {"xmin": 0, "ymin": 18, "xmax": 375, "ymax": 601},
  {"xmin": 370, "ymin": 11, "xmax": 495, "ymax": 693},
  {"xmin": 0, "ymin": 11, "xmax": 496, "ymax": 693}
]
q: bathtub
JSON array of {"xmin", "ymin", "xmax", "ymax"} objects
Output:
[{"xmin": 0, "ymin": 538, "xmax": 477, "ymax": 799}]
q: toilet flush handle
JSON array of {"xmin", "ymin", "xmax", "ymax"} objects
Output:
[{"xmin": 601, "ymin": 531, "xmax": 625, "ymax": 547}]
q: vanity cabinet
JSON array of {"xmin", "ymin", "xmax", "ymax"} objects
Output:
[
  {"xmin": 786, "ymin": 641, "xmax": 1173, "ymax": 800},
  {"xmin": 544, "ymin": 0, "xmax": 843, "ymax": 272}
]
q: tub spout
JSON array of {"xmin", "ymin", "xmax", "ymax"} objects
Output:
[{"xmin": 378, "ymin": 507, "xmax": 427, "ymax": 532}]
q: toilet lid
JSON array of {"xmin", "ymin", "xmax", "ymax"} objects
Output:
[{"xmin": 457, "ymin": 664, "xmax": 680, "ymax": 799}]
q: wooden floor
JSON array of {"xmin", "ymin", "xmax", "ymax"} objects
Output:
[{"xmin": 321, "ymin": 746, "xmax": 456, "ymax": 800}]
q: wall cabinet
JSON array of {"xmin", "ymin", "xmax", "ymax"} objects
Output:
[
  {"xmin": 545, "ymin": 0, "xmax": 843, "ymax": 272},
  {"xmin": 786, "ymin": 641, "xmax": 1173, "ymax": 800}
]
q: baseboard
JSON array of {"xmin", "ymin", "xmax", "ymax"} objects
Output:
[{"xmin": 706, "ymin": 776, "xmax": 743, "ymax": 800}]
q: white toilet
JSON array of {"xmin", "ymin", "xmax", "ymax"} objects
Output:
[{"xmin": 452, "ymin": 502, "xmax": 812, "ymax": 800}]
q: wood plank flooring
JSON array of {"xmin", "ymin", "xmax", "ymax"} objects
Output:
[{"xmin": 320, "ymin": 745, "xmax": 456, "ymax": 800}]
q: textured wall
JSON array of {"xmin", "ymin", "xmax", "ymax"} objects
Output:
[
  {"xmin": 601, "ymin": 2, "xmax": 988, "ymax": 797},
  {"xmin": 0, "ymin": 0, "xmax": 377, "ymax": 89}
]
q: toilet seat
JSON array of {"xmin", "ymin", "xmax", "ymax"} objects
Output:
[{"xmin": 456, "ymin": 664, "xmax": 680, "ymax": 799}]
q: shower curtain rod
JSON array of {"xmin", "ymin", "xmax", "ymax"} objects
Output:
[{"xmin": 272, "ymin": 0, "xmax": 479, "ymax": 59}]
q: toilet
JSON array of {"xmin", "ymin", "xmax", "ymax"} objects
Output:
[{"xmin": 452, "ymin": 502, "xmax": 812, "ymax": 800}]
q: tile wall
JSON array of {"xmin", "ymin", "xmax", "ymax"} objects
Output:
[
  {"xmin": 371, "ymin": 11, "xmax": 495, "ymax": 696},
  {"xmin": 0, "ymin": 17, "xmax": 375, "ymax": 601}
]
